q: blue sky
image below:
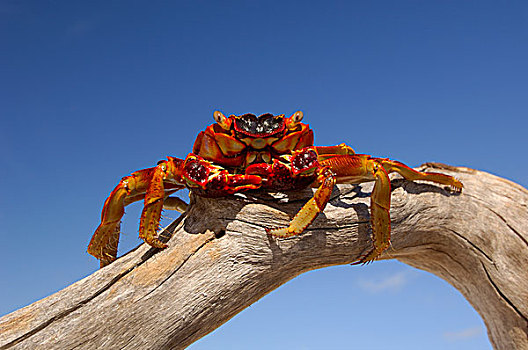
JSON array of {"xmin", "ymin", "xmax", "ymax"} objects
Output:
[{"xmin": 1, "ymin": 1, "xmax": 527, "ymax": 349}]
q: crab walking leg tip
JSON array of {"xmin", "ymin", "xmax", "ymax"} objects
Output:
[
  {"xmin": 266, "ymin": 226, "xmax": 297, "ymax": 238},
  {"xmin": 452, "ymin": 178, "xmax": 463, "ymax": 192},
  {"xmin": 352, "ymin": 248, "xmax": 382, "ymax": 265},
  {"xmin": 147, "ymin": 239, "xmax": 168, "ymax": 249}
]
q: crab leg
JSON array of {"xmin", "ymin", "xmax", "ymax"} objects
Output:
[
  {"xmin": 88, "ymin": 167, "xmax": 156, "ymax": 267},
  {"xmin": 378, "ymin": 159, "xmax": 463, "ymax": 190},
  {"xmin": 315, "ymin": 144, "xmax": 355, "ymax": 161},
  {"xmin": 360, "ymin": 159, "xmax": 392, "ymax": 264},
  {"xmin": 267, "ymin": 167, "xmax": 336, "ymax": 237},
  {"xmin": 139, "ymin": 164, "xmax": 171, "ymax": 250},
  {"xmin": 320, "ymin": 154, "xmax": 462, "ymax": 264},
  {"xmin": 139, "ymin": 156, "xmax": 205, "ymax": 253},
  {"xmin": 88, "ymin": 157, "xmax": 185, "ymax": 267},
  {"xmin": 163, "ymin": 196, "xmax": 189, "ymax": 212}
]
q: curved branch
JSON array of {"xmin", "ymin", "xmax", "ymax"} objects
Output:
[{"xmin": 1, "ymin": 164, "xmax": 527, "ymax": 349}]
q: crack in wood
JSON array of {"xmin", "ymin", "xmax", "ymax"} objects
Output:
[
  {"xmin": 485, "ymin": 207, "xmax": 528, "ymax": 249},
  {"xmin": 481, "ymin": 262, "xmax": 528, "ymax": 324},
  {"xmin": 140, "ymin": 234, "xmax": 216, "ymax": 300},
  {"xmin": 222, "ymin": 217, "xmax": 267, "ymax": 230},
  {"xmin": 0, "ymin": 264, "xmax": 139, "ymax": 349},
  {"xmin": 425, "ymin": 246, "xmax": 469, "ymax": 274},
  {"xmin": 447, "ymin": 228, "xmax": 494, "ymax": 263},
  {"xmin": 462, "ymin": 193, "xmax": 528, "ymax": 244},
  {"xmin": 0, "ymin": 217, "xmax": 190, "ymax": 349}
]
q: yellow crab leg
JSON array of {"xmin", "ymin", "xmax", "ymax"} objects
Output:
[
  {"xmin": 357, "ymin": 161, "xmax": 392, "ymax": 263},
  {"xmin": 317, "ymin": 155, "xmax": 393, "ymax": 263},
  {"xmin": 320, "ymin": 154, "xmax": 463, "ymax": 263},
  {"xmin": 139, "ymin": 164, "xmax": 169, "ymax": 249},
  {"xmin": 267, "ymin": 167, "xmax": 336, "ymax": 238},
  {"xmin": 315, "ymin": 144, "xmax": 355, "ymax": 161},
  {"xmin": 163, "ymin": 196, "xmax": 189, "ymax": 213},
  {"xmin": 139, "ymin": 157, "xmax": 188, "ymax": 250},
  {"xmin": 89, "ymin": 167, "xmax": 155, "ymax": 267},
  {"xmin": 359, "ymin": 159, "xmax": 462, "ymax": 262},
  {"xmin": 379, "ymin": 159, "xmax": 463, "ymax": 191},
  {"xmin": 88, "ymin": 158, "xmax": 185, "ymax": 267}
]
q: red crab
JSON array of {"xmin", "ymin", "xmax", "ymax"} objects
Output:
[{"xmin": 88, "ymin": 111, "xmax": 463, "ymax": 267}]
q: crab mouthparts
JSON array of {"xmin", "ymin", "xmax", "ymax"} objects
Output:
[{"xmin": 234, "ymin": 113, "xmax": 285, "ymax": 137}]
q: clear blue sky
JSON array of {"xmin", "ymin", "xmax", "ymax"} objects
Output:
[{"xmin": 1, "ymin": 1, "xmax": 527, "ymax": 349}]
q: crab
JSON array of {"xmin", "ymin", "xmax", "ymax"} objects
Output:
[{"xmin": 88, "ymin": 111, "xmax": 463, "ymax": 267}]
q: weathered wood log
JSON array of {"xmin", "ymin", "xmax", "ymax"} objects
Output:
[{"xmin": 0, "ymin": 164, "xmax": 526, "ymax": 350}]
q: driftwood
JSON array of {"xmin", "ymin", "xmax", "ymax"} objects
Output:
[{"xmin": 0, "ymin": 163, "xmax": 527, "ymax": 349}]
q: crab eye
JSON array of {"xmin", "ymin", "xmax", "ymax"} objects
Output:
[
  {"xmin": 285, "ymin": 110, "xmax": 304, "ymax": 129},
  {"xmin": 213, "ymin": 111, "xmax": 231, "ymax": 130},
  {"xmin": 292, "ymin": 111, "xmax": 303, "ymax": 122}
]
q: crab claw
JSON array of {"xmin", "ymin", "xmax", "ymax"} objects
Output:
[{"xmin": 182, "ymin": 154, "xmax": 262, "ymax": 196}]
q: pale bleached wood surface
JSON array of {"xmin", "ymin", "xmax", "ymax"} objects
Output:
[{"xmin": 0, "ymin": 164, "xmax": 526, "ymax": 350}]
